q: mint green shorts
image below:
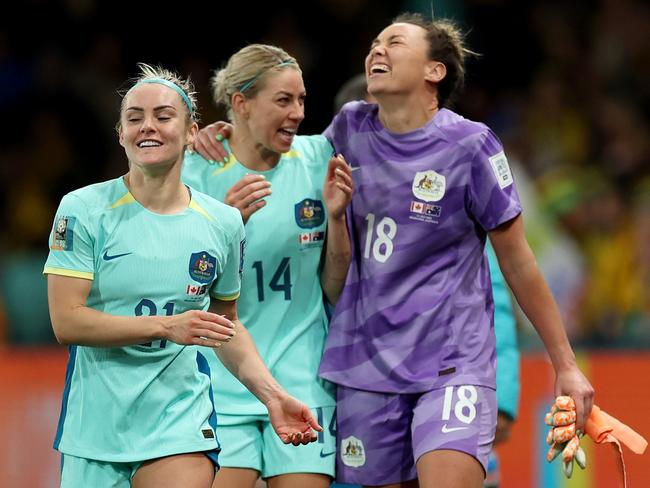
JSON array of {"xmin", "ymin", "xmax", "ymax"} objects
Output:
[
  {"xmin": 60, "ymin": 454, "xmax": 143, "ymax": 488},
  {"xmin": 217, "ymin": 406, "xmax": 336, "ymax": 479},
  {"xmin": 59, "ymin": 450, "xmax": 219, "ymax": 487}
]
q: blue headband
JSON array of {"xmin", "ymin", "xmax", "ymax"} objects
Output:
[
  {"xmin": 132, "ymin": 78, "xmax": 193, "ymax": 114},
  {"xmin": 239, "ymin": 60, "xmax": 296, "ymax": 94}
]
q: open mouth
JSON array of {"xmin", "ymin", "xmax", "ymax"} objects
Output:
[
  {"xmin": 137, "ymin": 140, "xmax": 162, "ymax": 148},
  {"xmin": 369, "ymin": 63, "xmax": 390, "ymax": 75},
  {"xmin": 278, "ymin": 127, "xmax": 297, "ymax": 139}
]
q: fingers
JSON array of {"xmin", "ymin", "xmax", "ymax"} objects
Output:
[
  {"xmin": 325, "ymin": 155, "xmax": 354, "ymax": 219},
  {"xmin": 329, "ymin": 155, "xmax": 354, "ymax": 182},
  {"xmin": 214, "ymin": 121, "xmax": 234, "ymax": 139},
  {"xmin": 194, "ymin": 125, "xmax": 229, "ymax": 163},
  {"xmin": 225, "ymin": 175, "xmax": 272, "ymax": 210},
  {"xmin": 192, "ymin": 329, "xmax": 236, "ymax": 347},
  {"xmin": 240, "ymin": 185, "xmax": 273, "ymax": 208},
  {"xmin": 284, "ymin": 430, "xmax": 318, "ymax": 446},
  {"xmin": 334, "ymin": 167, "xmax": 353, "ymax": 195},
  {"xmin": 192, "ymin": 311, "xmax": 237, "ymax": 346},
  {"xmin": 305, "ymin": 413, "xmax": 323, "ymax": 433}
]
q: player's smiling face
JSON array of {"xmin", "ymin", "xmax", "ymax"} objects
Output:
[
  {"xmin": 243, "ymin": 68, "xmax": 306, "ymax": 155},
  {"xmin": 119, "ymin": 83, "xmax": 197, "ymax": 171},
  {"xmin": 365, "ymin": 22, "xmax": 431, "ymax": 97}
]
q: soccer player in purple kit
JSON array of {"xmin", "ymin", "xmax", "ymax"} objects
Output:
[{"xmin": 318, "ymin": 13, "xmax": 594, "ymax": 488}]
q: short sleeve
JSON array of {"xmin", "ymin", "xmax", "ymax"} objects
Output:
[
  {"xmin": 323, "ymin": 102, "xmax": 356, "ymax": 154},
  {"xmin": 210, "ymin": 213, "xmax": 245, "ymax": 301},
  {"xmin": 43, "ymin": 193, "xmax": 95, "ymax": 280},
  {"xmin": 312, "ymin": 135, "xmax": 335, "ymax": 164},
  {"xmin": 304, "ymin": 135, "xmax": 335, "ymax": 185},
  {"xmin": 468, "ymin": 129, "xmax": 522, "ymax": 231}
]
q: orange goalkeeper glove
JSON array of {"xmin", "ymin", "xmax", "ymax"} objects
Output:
[{"xmin": 544, "ymin": 396, "xmax": 587, "ymax": 478}]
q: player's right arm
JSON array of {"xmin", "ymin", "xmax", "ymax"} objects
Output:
[{"xmin": 47, "ymin": 274, "xmax": 236, "ymax": 347}]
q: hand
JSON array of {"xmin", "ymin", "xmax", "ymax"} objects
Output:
[
  {"xmin": 266, "ymin": 394, "xmax": 323, "ymax": 446},
  {"xmin": 554, "ymin": 365, "xmax": 594, "ymax": 431},
  {"xmin": 193, "ymin": 121, "xmax": 233, "ymax": 164},
  {"xmin": 224, "ymin": 174, "xmax": 272, "ymax": 224},
  {"xmin": 323, "ymin": 154, "xmax": 353, "ymax": 220},
  {"xmin": 162, "ymin": 310, "xmax": 236, "ymax": 347}
]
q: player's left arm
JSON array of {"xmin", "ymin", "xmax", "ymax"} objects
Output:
[
  {"xmin": 489, "ymin": 214, "xmax": 594, "ymax": 430},
  {"xmin": 320, "ymin": 155, "xmax": 353, "ymax": 305},
  {"xmin": 209, "ymin": 297, "xmax": 322, "ymax": 444}
]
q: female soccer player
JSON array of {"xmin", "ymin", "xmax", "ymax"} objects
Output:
[
  {"xmin": 183, "ymin": 45, "xmax": 352, "ymax": 488},
  {"xmin": 317, "ymin": 14, "xmax": 594, "ymax": 488},
  {"xmin": 44, "ymin": 64, "xmax": 321, "ymax": 488}
]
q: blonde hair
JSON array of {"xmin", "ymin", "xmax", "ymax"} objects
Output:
[
  {"xmin": 211, "ymin": 44, "xmax": 301, "ymax": 120},
  {"xmin": 116, "ymin": 63, "xmax": 199, "ymax": 133}
]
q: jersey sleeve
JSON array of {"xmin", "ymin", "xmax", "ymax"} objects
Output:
[
  {"xmin": 305, "ymin": 135, "xmax": 335, "ymax": 184},
  {"xmin": 210, "ymin": 212, "xmax": 245, "ymax": 301},
  {"xmin": 312, "ymin": 135, "xmax": 335, "ymax": 162},
  {"xmin": 43, "ymin": 193, "xmax": 95, "ymax": 280},
  {"xmin": 468, "ymin": 129, "xmax": 522, "ymax": 231},
  {"xmin": 323, "ymin": 102, "xmax": 357, "ymax": 154}
]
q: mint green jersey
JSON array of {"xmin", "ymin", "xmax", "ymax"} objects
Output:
[
  {"xmin": 183, "ymin": 135, "xmax": 336, "ymax": 414},
  {"xmin": 43, "ymin": 177, "xmax": 245, "ymax": 462}
]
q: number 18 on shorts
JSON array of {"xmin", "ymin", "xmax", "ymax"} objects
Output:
[{"xmin": 336, "ymin": 385, "xmax": 497, "ymax": 485}]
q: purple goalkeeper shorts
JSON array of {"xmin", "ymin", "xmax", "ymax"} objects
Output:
[{"xmin": 335, "ymin": 384, "xmax": 496, "ymax": 485}]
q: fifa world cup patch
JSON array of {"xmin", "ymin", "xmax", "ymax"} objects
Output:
[
  {"xmin": 51, "ymin": 216, "xmax": 77, "ymax": 251},
  {"xmin": 188, "ymin": 251, "xmax": 217, "ymax": 283},
  {"xmin": 412, "ymin": 170, "xmax": 445, "ymax": 202},
  {"xmin": 341, "ymin": 436, "xmax": 366, "ymax": 467},
  {"xmin": 488, "ymin": 151, "xmax": 513, "ymax": 189},
  {"xmin": 294, "ymin": 198, "xmax": 325, "ymax": 228}
]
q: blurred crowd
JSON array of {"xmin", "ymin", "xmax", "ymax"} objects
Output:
[{"xmin": 0, "ymin": 0, "xmax": 648, "ymax": 348}]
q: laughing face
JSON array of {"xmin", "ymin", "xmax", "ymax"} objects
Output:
[
  {"xmin": 242, "ymin": 68, "xmax": 306, "ymax": 155},
  {"xmin": 365, "ymin": 22, "xmax": 432, "ymax": 97},
  {"xmin": 119, "ymin": 82, "xmax": 197, "ymax": 172}
]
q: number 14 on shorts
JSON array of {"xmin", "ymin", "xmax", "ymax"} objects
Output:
[{"xmin": 441, "ymin": 385, "xmax": 478, "ymax": 432}]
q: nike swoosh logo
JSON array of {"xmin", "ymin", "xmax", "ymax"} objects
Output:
[
  {"xmin": 350, "ymin": 166, "xmax": 361, "ymax": 172},
  {"xmin": 441, "ymin": 424, "xmax": 469, "ymax": 433},
  {"xmin": 319, "ymin": 449, "xmax": 336, "ymax": 458},
  {"xmin": 103, "ymin": 251, "xmax": 132, "ymax": 261}
]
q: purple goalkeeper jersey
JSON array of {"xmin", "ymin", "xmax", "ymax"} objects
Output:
[{"xmin": 319, "ymin": 102, "xmax": 522, "ymax": 393}]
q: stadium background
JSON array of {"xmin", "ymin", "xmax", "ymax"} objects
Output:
[{"xmin": 0, "ymin": 0, "xmax": 648, "ymax": 486}]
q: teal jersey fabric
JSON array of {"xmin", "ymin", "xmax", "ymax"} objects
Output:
[
  {"xmin": 183, "ymin": 135, "xmax": 336, "ymax": 414},
  {"xmin": 486, "ymin": 244, "xmax": 520, "ymax": 419},
  {"xmin": 44, "ymin": 176, "xmax": 245, "ymax": 462}
]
